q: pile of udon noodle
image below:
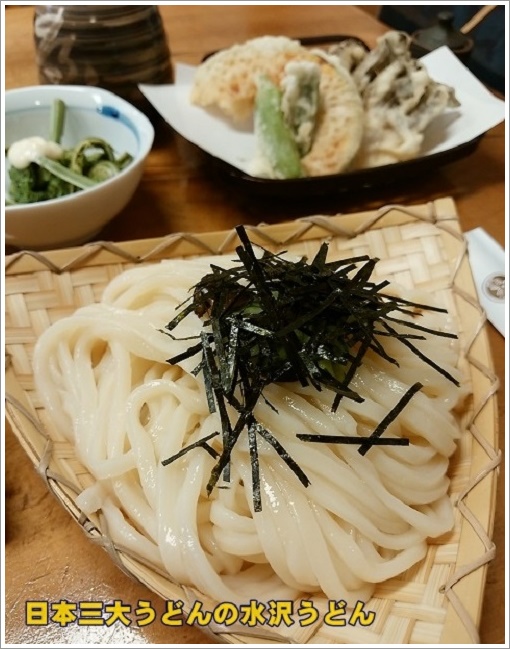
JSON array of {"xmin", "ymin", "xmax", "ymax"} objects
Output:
[
  {"xmin": 190, "ymin": 31, "xmax": 459, "ymax": 178},
  {"xmin": 33, "ymin": 247, "xmax": 465, "ymax": 608}
]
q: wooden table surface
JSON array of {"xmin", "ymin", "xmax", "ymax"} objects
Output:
[{"xmin": 4, "ymin": 4, "xmax": 505, "ymax": 645}]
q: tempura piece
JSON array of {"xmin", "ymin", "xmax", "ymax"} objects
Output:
[
  {"xmin": 325, "ymin": 32, "xmax": 459, "ymax": 168},
  {"xmin": 190, "ymin": 36, "xmax": 309, "ymax": 121}
]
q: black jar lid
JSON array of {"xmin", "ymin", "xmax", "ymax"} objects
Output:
[{"xmin": 412, "ymin": 11, "xmax": 473, "ymax": 55}]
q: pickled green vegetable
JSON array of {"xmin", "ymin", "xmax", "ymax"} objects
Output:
[{"xmin": 6, "ymin": 99, "xmax": 133, "ymax": 205}]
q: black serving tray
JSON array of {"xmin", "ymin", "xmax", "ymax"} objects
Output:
[
  {"xmin": 205, "ymin": 136, "xmax": 481, "ymax": 198},
  {"xmin": 199, "ymin": 34, "xmax": 481, "ymax": 198}
]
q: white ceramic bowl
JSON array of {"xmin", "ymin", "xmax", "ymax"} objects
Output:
[{"xmin": 5, "ymin": 85, "xmax": 155, "ymax": 250}]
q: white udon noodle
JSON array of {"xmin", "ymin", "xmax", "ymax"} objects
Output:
[{"xmin": 33, "ymin": 255, "xmax": 464, "ymax": 605}]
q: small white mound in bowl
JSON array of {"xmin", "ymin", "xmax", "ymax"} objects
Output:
[{"xmin": 5, "ymin": 85, "xmax": 155, "ymax": 250}]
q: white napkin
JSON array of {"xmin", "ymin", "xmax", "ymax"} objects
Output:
[{"xmin": 465, "ymin": 228, "xmax": 505, "ymax": 337}]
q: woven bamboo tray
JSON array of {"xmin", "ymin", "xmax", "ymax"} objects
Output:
[{"xmin": 5, "ymin": 197, "xmax": 499, "ymax": 644}]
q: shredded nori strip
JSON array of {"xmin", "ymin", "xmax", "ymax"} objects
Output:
[
  {"xmin": 357, "ymin": 382, "xmax": 423, "ymax": 456},
  {"xmin": 161, "ymin": 431, "xmax": 220, "ymax": 465},
  {"xmin": 296, "ymin": 434, "xmax": 410, "ymax": 447},
  {"xmin": 247, "ymin": 423, "xmax": 261, "ymax": 512},
  {"xmin": 161, "ymin": 226, "xmax": 459, "ymax": 512}
]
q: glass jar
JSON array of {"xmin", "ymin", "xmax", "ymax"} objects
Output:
[{"xmin": 33, "ymin": 5, "xmax": 173, "ymax": 113}]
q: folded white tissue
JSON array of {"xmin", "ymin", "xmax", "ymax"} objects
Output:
[{"xmin": 465, "ymin": 228, "xmax": 505, "ymax": 337}]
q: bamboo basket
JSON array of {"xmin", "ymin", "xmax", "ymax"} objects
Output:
[{"xmin": 4, "ymin": 197, "xmax": 500, "ymax": 644}]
